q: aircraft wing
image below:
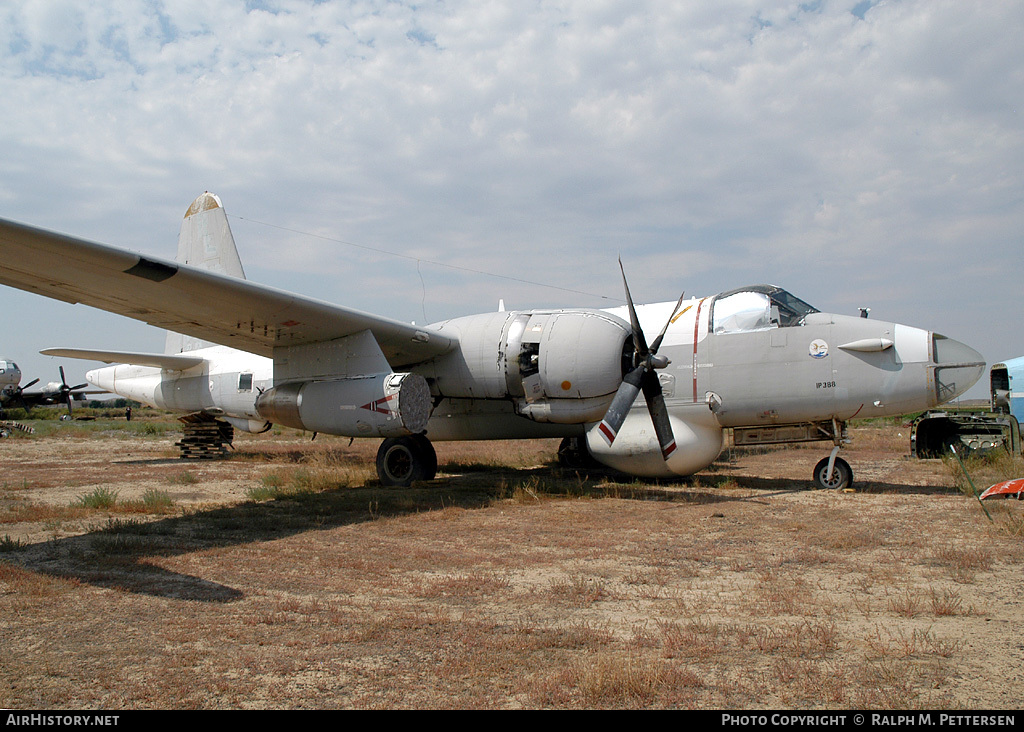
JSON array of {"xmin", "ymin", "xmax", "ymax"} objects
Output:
[
  {"xmin": 1, "ymin": 382, "xmax": 103, "ymax": 409},
  {"xmin": 0, "ymin": 218, "xmax": 458, "ymax": 368},
  {"xmin": 2, "ymin": 391, "xmax": 59, "ymax": 409}
]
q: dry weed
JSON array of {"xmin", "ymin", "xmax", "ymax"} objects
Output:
[{"xmin": 930, "ymin": 544, "xmax": 993, "ymax": 583}]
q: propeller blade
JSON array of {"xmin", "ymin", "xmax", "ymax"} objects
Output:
[
  {"xmin": 53, "ymin": 367, "xmax": 76, "ymax": 414},
  {"xmin": 641, "ymin": 371, "xmax": 677, "ymax": 459},
  {"xmin": 648, "ymin": 292, "xmax": 687, "ymax": 355},
  {"xmin": 618, "ymin": 257, "xmax": 648, "ymax": 358},
  {"xmin": 22, "ymin": 378, "xmax": 39, "ymax": 390},
  {"xmin": 597, "ymin": 365, "xmax": 644, "ymax": 446},
  {"xmin": 69, "ymin": 383, "xmax": 88, "ymax": 391}
]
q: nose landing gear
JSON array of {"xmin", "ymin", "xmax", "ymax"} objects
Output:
[
  {"xmin": 735, "ymin": 417, "xmax": 855, "ymax": 490},
  {"xmin": 812, "ymin": 418, "xmax": 853, "ymax": 490},
  {"xmin": 812, "ymin": 450, "xmax": 853, "ymax": 490}
]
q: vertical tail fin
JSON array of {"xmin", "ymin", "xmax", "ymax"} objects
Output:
[{"xmin": 165, "ymin": 192, "xmax": 246, "ymax": 355}]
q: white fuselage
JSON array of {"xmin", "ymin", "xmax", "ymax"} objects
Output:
[
  {"xmin": 84, "ymin": 290, "xmax": 984, "ymax": 478},
  {"xmin": 87, "ymin": 346, "xmax": 273, "ymax": 432}
]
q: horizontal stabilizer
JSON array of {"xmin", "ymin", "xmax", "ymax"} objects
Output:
[{"xmin": 40, "ymin": 348, "xmax": 205, "ymax": 371}]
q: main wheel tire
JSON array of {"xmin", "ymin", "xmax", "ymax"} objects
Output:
[
  {"xmin": 557, "ymin": 437, "xmax": 600, "ymax": 470},
  {"xmin": 376, "ymin": 436, "xmax": 435, "ymax": 486},
  {"xmin": 812, "ymin": 456, "xmax": 853, "ymax": 490},
  {"xmin": 410, "ymin": 434, "xmax": 438, "ymax": 481}
]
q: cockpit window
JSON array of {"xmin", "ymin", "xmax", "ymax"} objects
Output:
[
  {"xmin": 712, "ymin": 285, "xmax": 819, "ymax": 333},
  {"xmin": 713, "ymin": 291, "xmax": 772, "ymax": 333},
  {"xmin": 766, "ymin": 287, "xmax": 819, "ymax": 326}
]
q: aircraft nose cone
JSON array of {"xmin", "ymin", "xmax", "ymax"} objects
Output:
[{"xmin": 932, "ymin": 335, "xmax": 985, "ymax": 403}]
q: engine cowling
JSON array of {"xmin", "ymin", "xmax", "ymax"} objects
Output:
[
  {"xmin": 510, "ymin": 310, "xmax": 632, "ymax": 423},
  {"xmin": 254, "ymin": 372, "xmax": 432, "ymax": 437},
  {"xmin": 509, "ymin": 310, "xmax": 631, "ymax": 399},
  {"xmin": 426, "ymin": 309, "xmax": 633, "ymax": 424}
]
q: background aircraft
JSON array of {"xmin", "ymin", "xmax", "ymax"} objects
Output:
[
  {"xmin": 0, "ymin": 193, "xmax": 986, "ymax": 488},
  {"xmin": 0, "ymin": 360, "xmax": 89, "ymax": 417}
]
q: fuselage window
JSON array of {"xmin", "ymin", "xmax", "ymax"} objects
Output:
[{"xmin": 238, "ymin": 373, "xmax": 253, "ymax": 391}]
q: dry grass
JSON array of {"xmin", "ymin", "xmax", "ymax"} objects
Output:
[{"xmin": 0, "ymin": 420, "xmax": 1021, "ymax": 709}]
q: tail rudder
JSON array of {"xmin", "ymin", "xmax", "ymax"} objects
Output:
[
  {"xmin": 177, "ymin": 192, "xmax": 245, "ymax": 278},
  {"xmin": 166, "ymin": 192, "xmax": 245, "ymax": 355}
]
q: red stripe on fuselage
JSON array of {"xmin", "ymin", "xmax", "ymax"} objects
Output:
[{"xmin": 692, "ymin": 298, "xmax": 706, "ymax": 402}]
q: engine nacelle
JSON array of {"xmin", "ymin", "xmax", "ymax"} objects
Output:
[
  {"xmin": 255, "ymin": 372, "xmax": 432, "ymax": 437},
  {"xmin": 428, "ymin": 309, "xmax": 631, "ymax": 425}
]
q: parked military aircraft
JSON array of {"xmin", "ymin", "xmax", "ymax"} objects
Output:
[
  {"xmin": 0, "ymin": 360, "xmax": 89, "ymax": 416},
  {"xmin": 0, "ymin": 193, "xmax": 986, "ymax": 488},
  {"xmin": 0, "ymin": 360, "xmax": 24, "ymax": 390}
]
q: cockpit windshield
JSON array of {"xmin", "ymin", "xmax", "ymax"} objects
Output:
[{"xmin": 712, "ymin": 285, "xmax": 819, "ymax": 334}]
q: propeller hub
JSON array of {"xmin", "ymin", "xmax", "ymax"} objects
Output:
[{"xmin": 649, "ymin": 353, "xmax": 670, "ymax": 370}]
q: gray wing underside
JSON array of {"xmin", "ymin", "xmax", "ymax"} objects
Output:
[{"xmin": 0, "ymin": 217, "xmax": 457, "ymax": 368}]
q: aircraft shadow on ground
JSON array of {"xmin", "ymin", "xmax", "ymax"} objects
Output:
[
  {"xmin": 720, "ymin": 473, "xmax": 959, "ymax": 496},
  {"xmin": 3, "ymin": 461, "xmax": 955, "ymax": 602}
]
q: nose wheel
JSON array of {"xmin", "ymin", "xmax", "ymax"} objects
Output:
[{"xmin": 812, "ymin": 454, "xmax": 852, "ymax": 490}]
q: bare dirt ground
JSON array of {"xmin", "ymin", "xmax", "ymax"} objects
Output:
[{"xmin": 1, "ymin": 419, "xmax": 1022, "ymax": 709}]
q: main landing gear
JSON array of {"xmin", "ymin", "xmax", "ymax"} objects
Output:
[
  {"xmin": 556, "ymin": 436, "xmax": 603, "ymax": 471},
  {"xmin": 375, "ymin": 435, "xmax": 437, "ymax": 486}
]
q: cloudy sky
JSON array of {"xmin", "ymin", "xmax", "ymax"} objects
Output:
[{"xmin": 1, "ymin": 0, "xmax": 1020, "ymax": 399}]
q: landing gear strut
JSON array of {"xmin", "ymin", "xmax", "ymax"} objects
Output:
[{"xmin": 376, "ymin": 435, "xmax": 437, "ymax": 486}]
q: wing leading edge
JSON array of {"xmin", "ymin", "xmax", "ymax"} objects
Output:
[{"xmin": 0, "ymin": 217, "xmax": 458, "ymax": 369}]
